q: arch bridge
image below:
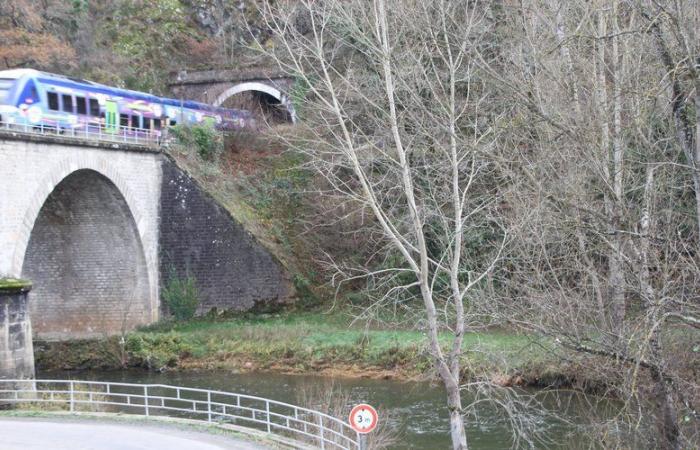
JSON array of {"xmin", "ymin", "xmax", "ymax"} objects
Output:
[
  {"xmin": 0, "ymin": 128, "xmax": 291, "ymax": 342},
  {"xmin": 168, "ymin": 68, "xmax": 297, "ymax": 125}
]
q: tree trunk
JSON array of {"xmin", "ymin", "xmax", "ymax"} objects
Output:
[
  {"xmin": 639, "ymin": 167, "xmax": 680, "ymax": 449},
  {"xmin": 595, "ymin": 6, "xmax": 626, "ymax": 330},
  {"xmin": 445, "ymin": 377, "xmax": 468, "ymax": 450},
  {"xmin": 649, "ymin": 362, "xmax": 680, "ymax": 449},
  {"xmin": 694, "ymin": 87, "xmax": 700, "ymax": 239}
]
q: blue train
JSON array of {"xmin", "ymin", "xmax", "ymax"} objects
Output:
[{"xmin": 0, "ymin": 69, "xmax": 252, "ymax": 136}]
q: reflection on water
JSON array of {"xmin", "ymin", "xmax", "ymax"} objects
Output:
[{"xmin": 39, "ymin": 369, "xmax": 606, "ymax": 449}]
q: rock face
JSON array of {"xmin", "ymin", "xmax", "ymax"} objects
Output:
[
  {"xmin": 159, "ymin": 157, "xmax": 292, "ymax": 314},
  {"xmin": 183, "ymin": 0, "xmax": 266, "ymax": 41},
  {"xmin": 0, "ymin": 280, "xmax": 34, "ymax": 380}
]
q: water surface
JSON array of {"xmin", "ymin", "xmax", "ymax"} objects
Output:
[{"xmin": 39, "ymin": 369, "xmax": 603, "ymax": 449}]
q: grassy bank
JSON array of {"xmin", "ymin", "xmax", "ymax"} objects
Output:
[{"xmin": 34, "ymin": 310, "xmax": 594, "ymax": 388}]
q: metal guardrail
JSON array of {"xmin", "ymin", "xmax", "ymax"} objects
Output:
[
  {"xmin": 0, "ymin": 379, "xmax": 362, "ymax": 450},
  {"xmin": 0, "ymin": 120, "xmax": 162, "ymax": 147}
]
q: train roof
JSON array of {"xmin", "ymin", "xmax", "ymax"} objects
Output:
[
  {"xmin": 0, "ymin": 68, "xmax": 225, "ymax": 114},
  {"xmin": 0, "ymin": 69, "xmax": 41, "ymax": 80}
]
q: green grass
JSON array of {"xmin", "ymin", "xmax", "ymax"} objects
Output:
[
  {"xmin": 36, "ymin": 309, "xmax": 563, "ymax": 383},
  {"xmin": 116, "ymin": 310, "xmax": 555, "ymax": 379}
]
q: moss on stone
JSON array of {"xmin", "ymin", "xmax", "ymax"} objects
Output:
[{"xmin": 0, "ymin": 278, "xmax": 32, "ymax": 293}]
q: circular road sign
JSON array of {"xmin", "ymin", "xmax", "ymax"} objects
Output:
[{"xmin": 348, "ymin": 403, "xmax": 378, "ymax": 434}]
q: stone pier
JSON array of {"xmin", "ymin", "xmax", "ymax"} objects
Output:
[{"xmin": 0, "ymin": 279, "xmax": 34, "ymax": 380}]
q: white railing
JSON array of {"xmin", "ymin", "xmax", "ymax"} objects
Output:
[
  {"xmin": 0, "ymin": 120, "xmax": 162, "ymax": 147},
  {"xmin": 0, "ymin": 379, "xmax": 362, "ymax": 450}
]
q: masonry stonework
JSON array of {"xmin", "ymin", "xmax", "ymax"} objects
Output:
[
  {"xmin": 23, "ymin": 170, "xmax": 151, "ymax": 338},
  {"xmin": 0, "ymin": 282, "xmax": 34, "ymax": 380},
  {"xmin": 168, "ymin": 68, "xmax": 294, "ymax": 105},
  {"xmin": 160, "ymin": 157, "xmax": 292, "ymax": 313},
  {"xmin": 0, "ymin": 134, "xmax": 161, "ymax": 339},
  {"xmin": 0, "ymin": 131, "xmax": 292, "ymax": 341}
]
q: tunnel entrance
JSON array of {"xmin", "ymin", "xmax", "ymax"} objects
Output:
[
  {"xmin": 221, "ymin": 90, "xmax": 293, "ymax": 126},
  {"xmin": 213, "ymin": 82, "xmax": 296, "ymax": 127},
  {"xmin": 21, "ymin": 169, "xmax": 150, "ymax": 339}
]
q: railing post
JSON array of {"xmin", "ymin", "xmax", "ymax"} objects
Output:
[
  {"xmin": 319, "ymin": 416, "xmax": 325, "ymax": 450},
  {"xmin": 265, "ymin": 400, "xmax": 271, "ymax": 433},
  {"xmin": 69, "ymin": 381, "xmax": 74, "ymax": 413},
  {"xmin": 207, "ymin": 391, "xmax": 212, "ymax": 423},
  {"xmin": 144, "ymin": 385, "xmax": 149, "ymax": 417}
]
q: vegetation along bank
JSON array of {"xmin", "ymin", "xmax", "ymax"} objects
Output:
[{"xmin": 35, "ymin": 309, "xmax": 611, "ymax": 392}]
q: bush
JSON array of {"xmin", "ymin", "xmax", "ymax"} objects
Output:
[
  {"xmin": 170, "ymin": 123, "xmax": 221, "ymax": 160},
  {"xmin": 162, "ymin": 270, "xmax": 199, "ymax": 321}
]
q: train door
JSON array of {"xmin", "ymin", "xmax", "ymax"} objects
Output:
[{"xmin": 104, "ymin": 100, "xmax": 118, "ymax": 133}]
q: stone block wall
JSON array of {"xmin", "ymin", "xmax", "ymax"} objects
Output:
[
  {"xmin": 0, "ymin": 280, "xmax": 34, "ymax": 380},
  {"xmin": 0, "ymin": 134, "xmax": 161, "ymax": 339},
  {"xmin": 22, "ymin": 170, "xmax": 151, "ymax": 339},
  {"xmin": 159, "ymin": 157, "xmax": 292, "ymax": 314}
]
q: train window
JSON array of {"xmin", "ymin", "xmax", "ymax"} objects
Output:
[
  {"xmin": 143, "ymin": 118, "xmax": 152, "ymax": 130},
  {"xmin": 120, "ymin": 114, "xmax": 129, "ymax": 128},
  {"xmin": 89, "ymin": 98, "xmax": 100, "ymax": 116},
  {"xmin": 0, "ymin": 79, "xmax": 13, "ymax": 102},
  {"xmin": 48, "ymin": 92, "xmax": 59, "ymax": 111},
  {"xmin": 169, "ymin": 119, "xmax": 177, "ymax": 126},
  {"xmin": 61, "ymin": 94, "xmax": 74, "ymax": 113},
  {"xmin": 76, "ymin": 96, "xmax": 87, "ymax": 115},
  {"xmin": 153, "ymin": 118, "xmax": 161, "ymax": 130}
]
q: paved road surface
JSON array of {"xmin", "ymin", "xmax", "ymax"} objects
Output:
[{"xmin": 0, "ymin": 417, "xmax": 269, "ymax": 450}]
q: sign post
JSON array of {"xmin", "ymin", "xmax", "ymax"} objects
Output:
[{"xmin": 349, "ymin": 403, "xmax": 378, "ymax": 450}]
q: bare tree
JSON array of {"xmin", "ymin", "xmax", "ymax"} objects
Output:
[
  {"xmin": 257, "ymin": 1, "xmax": 507, "ymax": 448},
  {"xmin": 638, "ymin": 0, "xmax": 700, "ymax": 240},
  {"xmin": 255, "ymin": 0, "xmax": 699, "ymax": 448},
  {"xmin": 483, "ymin": 1, "xmax": 700, "ymax": 448}
]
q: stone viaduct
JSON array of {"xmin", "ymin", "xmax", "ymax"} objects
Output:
[{"xmin": 0, "ymin": 130, "xmax": 292, "ymax": 344}]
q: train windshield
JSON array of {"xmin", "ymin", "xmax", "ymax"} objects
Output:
[{"xmin": 0, "ymin": 79, "xmax": 14, "ymax": 103}]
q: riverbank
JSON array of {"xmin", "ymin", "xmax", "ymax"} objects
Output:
[{"xmin": 34, "ymin": 310, "xmax": 593, "ymax": 388}]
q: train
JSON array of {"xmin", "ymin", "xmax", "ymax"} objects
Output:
[{"xmin": 0, "ymin": 68, "xmax": 252, "ymax": 136}]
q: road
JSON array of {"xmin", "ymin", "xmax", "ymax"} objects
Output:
[{"xmin": 0, "ymin": 417, "xmax": 270, "ymax": 450}]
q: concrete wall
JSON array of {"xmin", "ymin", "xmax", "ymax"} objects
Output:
[
  {"xmin": 0, "ymin": 283, "xmax": 34, "ymax": 380},
  {"xmin": 160, "ymin": 158, "xmax": 292, "ymax": 313},
  {"xmin": 0, "ymin": 133, "xmax": 161, "ymax": 339}
]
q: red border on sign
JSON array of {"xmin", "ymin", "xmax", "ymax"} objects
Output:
[{"xmin": 348, "ymin": 403, "xmax": 378, "ymax": 434}]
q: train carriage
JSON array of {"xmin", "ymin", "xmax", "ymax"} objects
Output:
[{"xmin": 0, "ymin": 69, "xmax": 252, "ymax": 138}]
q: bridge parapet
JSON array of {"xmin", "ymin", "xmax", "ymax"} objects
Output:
[{"xmin": 0, "ymin": 120, "xmax": 161, "ymax": 152}]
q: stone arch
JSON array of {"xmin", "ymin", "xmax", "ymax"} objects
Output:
[
  {"xmin": 213, "ymin": 81, "xmax": 297, "ymax": 124},
  {"xmin": 15, "ymin": 159, "xmax": 156, "ymax": 338}
]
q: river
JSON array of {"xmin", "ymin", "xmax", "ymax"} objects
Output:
[{"xmin": 39, "ymin": 369, "xmax": 607, "ymax": 449}]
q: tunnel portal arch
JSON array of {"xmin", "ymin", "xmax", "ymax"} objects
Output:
[{"xmin": 213, "ymin": 82, "xmax": 297, "ymax": 125}]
